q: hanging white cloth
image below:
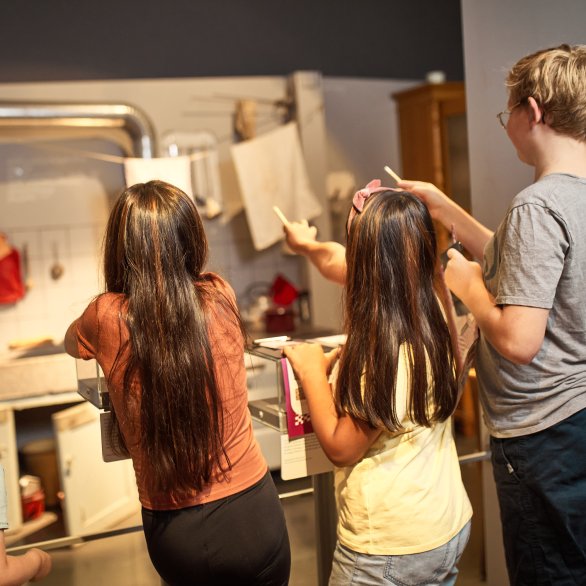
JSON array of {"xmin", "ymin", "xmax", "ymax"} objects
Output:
[
  {"xmin": 231, "ymin": 122, "xmax": 322, "ymax": 251},
  {"xmin": 123, "ymin": 156, "xmax": 193, "ymax": 199}
]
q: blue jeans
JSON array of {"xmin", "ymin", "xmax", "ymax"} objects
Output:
[
  {"xmin": 328, "ymin": 521, "xmax": 471, "ymax": 586},
  {"xmin": 491, "ymin": 407, "xmax": 586, "ymax": 586}
]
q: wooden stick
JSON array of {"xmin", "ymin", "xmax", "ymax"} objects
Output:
[
  {"xmin": 273, "ymin": 206, "xmax": 290, "ymax": 226},
  {"xmin": 384, "ymin": 165, "xmax": 402, "ymax": 183}
]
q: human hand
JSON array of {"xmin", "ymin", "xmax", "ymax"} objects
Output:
[
  {"xmin": 444, "ymin": 248, "xmax": 483, "ymax": 303},
  {"xmin": 29, "ymin": 548, "xmax": 52, "ymax": 581},
  {"xmin": 323, "ymin": 347, "xmax": 342, "ymax": 377},
  {"xmin": 283, "ymin": 343, "xmax": 328, "ymax": 383},
  {"xmin": 396, "ymin": 180, "xmax": 450, "ymax": 219},
  {"xmin": 283, "ymin": 220, "xmax": 317, "ymax": 255}
]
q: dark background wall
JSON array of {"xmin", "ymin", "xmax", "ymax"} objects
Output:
[{"xmin": 0, "ymin": 0, "xmax": 464, "ymax": 83}]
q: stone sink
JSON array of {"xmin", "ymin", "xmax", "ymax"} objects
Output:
[{"xmin": 0, "ymin": 344, "xmax": 78, "ymax": 401}]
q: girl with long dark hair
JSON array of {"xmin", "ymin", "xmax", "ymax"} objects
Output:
[
  {"xmin": 65, "ymin": 180, "xmax": 290, "ymax": 586},
  {"xmin": 283, "ymin": 183, "xmax": 472, "ymax": 585}
]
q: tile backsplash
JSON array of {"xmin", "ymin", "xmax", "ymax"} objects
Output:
[
  {"xmin": 0, "ymin": 152, "xmax": 303, "ymax": 352},
  {"xmin": 0, "ymin": 221, "xmax": 104, "ymax": 349}
]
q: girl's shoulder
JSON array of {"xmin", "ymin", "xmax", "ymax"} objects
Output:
[
  {"xmin": 86, "ymin": 292, "xmax": 127, "ymax": 323},
  {"xmin": 198, "ymin": 272, "xmax": 237, "ymax": 302}
]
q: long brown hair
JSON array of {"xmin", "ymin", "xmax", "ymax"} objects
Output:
[
  {"xmin": 336, "ymin": 190, "xmax": 458, "ymax": 431},
  {"xmin": 104, "ymin": 180, "xmax": 241, "ymax": 494}
]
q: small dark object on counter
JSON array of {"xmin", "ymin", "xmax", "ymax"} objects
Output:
[{"xmin": 265, "ymin": 306, "xmax": 295, "ymax": 333}]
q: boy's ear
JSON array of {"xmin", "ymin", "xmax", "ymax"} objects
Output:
[{"xmin": 527, "ymin": 97, "xmax": 543, "ymax": 125}]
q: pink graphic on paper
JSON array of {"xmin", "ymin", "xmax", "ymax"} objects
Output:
[{"xmin": 281, "ymin": 357, "xmax": 314, "ymax": 438}]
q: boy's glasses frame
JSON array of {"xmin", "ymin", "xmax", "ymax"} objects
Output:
[{"xmin": 496, "ymin": 100, "xmax": 525, "ymax": 129}]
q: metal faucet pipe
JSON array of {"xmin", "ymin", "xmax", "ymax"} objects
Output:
[{"xmin": 0, "ymin": 101, "xmax": 157, "ymax": 158}]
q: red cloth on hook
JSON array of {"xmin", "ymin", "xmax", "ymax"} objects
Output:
[{"xmin": 0, "ymin": 248, "xmax": 25, "ymax": 304}]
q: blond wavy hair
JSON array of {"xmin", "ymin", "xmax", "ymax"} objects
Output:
[{"xmin": 506, "ymin": 44, "xmax": 586, "ymax": 142}]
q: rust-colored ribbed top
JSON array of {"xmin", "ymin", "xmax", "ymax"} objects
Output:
[{"xmin": 75, "ymin": 274, "xmax": 266, "ymax": 510}]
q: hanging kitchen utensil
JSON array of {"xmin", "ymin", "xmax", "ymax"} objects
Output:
[
  {"xmin": 162, "ymin": 130, "xmax": 224, "ymax": 219},
  {"xmin": 22, "ymin": 243, "xmax": 33, "ymax": 290},
  {"xmin": 0, "ymin": 233, "xmax": 25, "ymax": 304},
  {"xmin": 49, "ymin": 242, "xmax": 64, "ymax": 280}
]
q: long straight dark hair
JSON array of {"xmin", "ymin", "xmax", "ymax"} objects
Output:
[
  {"xmin": 336, "ymin": 191, "xmax": 458, "ymax": 431},
  {"xmin": 104, "ymin": 180, "xmax": 241, "ymax": 494}
]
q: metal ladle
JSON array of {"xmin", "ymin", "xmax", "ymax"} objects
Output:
[
  {"xmin": 22, "ymin": 243, "xmax": 33, "ymax": 290},
  {"xmin": 50, "ymin": 242, "xmax": 64, "ymax": 280}
]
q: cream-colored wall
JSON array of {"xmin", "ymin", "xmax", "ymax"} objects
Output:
[
  {"xmin": 323, "ymin": 77, "xmax": 418, "ymax": 243},
  {"xmin": 461, "ymin": 0, "xmax": 586, "ymax": 230},
  {"xmin": 324, "ymin": 77, "xmax": 417, "ymax": 188}
]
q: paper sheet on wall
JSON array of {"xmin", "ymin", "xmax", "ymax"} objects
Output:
[
  {"xmin": 124, "ymin": 156, "xmax": 193, "ymax": 199},
  {"xmin": 230, "ymin": 122, "xmax": 322, "ymax": 251},
  {"xmin": 280, "ymin": 433, "xmax": 333, "ymax": 481}
]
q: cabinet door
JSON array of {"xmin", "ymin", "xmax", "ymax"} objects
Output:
[
  {"xmin": 0, "ymin": 407, "xmax": 22, "ymax": 529},
  {"xmin": 52, "ymin": 402, "xmax": 138, "ymax": 536}
]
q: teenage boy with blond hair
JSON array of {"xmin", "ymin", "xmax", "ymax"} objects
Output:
[{"xmin": 397, "ymin": 44, "xmax": 586, "ymax": 585}]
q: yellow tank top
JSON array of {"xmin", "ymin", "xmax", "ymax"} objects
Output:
[{"xmin": 334, "ymin": 346, "xmax": 472, "ymax": 555}]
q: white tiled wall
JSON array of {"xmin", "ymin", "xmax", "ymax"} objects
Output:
[
  {"xmin": 0, "ymin": 144, "xmax": 303, "ymax": 352},
  {"xmin": 0, "ymin": 222, "xmax": 103, "ymax": 349}
]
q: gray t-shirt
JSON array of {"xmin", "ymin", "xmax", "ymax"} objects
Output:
[
  {"xmin": 0, "ymin": 464, "xmax": 8, "ymax": 530},
  {"xmin": 477, "ymin": 173, "xmax": 586, "ymax": 438}
]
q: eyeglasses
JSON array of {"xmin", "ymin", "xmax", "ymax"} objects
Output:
[{"xmin": 496, "ymin": 101, "xmax": 522, "ymax": 129}]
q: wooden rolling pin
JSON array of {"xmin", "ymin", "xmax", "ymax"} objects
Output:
[{"xmin": 8, "ymin": 336, "xmax": 55, "ymax": 351}]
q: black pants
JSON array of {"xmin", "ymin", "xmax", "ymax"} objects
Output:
[
  {"xmin": 142, "ymin": 470, "xmax": 291, "ymax": 586},
  {"xmin": 491, "ymin": 408, "xmax": 586, "ymax": 586}
]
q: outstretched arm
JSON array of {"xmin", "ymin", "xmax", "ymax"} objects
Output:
[
  {"xmin": 283, "ymin": 221, "xmax": 347, "ymax": 285},
  {"xmin": 0, "ymin": 532, "xmax": 52, "ymax": 585},
  {"xmin": 397, "ymin": 180, "xmax": 493, "ymax": 260},
  {"xmin": 283, "ymin": 344, "xmax": 381, "ymax": 466}
]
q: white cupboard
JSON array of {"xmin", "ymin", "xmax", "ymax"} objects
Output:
[{"xmin": 52, "ymin": 402, "xmax": 138, "ymax": 536}]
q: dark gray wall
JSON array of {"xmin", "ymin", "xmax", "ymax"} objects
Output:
[{"xmin": 1, "ymin": 0, "xmax": 463, "ymax": 82}]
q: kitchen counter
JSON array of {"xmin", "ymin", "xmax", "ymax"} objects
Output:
[
  {"xmin": 245, "ymin": 323, "xmax": 337, "ymax": 344},
  {"xmin": 0, "ymin": 345, "xmax": 77, "ymax": 401}
]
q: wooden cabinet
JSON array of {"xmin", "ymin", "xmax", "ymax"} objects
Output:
[
  {"xmin": 393, "ymin": 82, "xmax": 478, "ymax": 437},
  {"xmin": 392, "ymin": 82, "xmax": 471, "ymax": 250}
]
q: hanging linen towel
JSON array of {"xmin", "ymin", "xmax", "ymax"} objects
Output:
[
  {"xmin": 231, "ymin": 122, "xmax": 322, "ymax": 251},
  {"xmin": 123, "ymin": 156, "xmax": 193, "ymax": 199}
]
